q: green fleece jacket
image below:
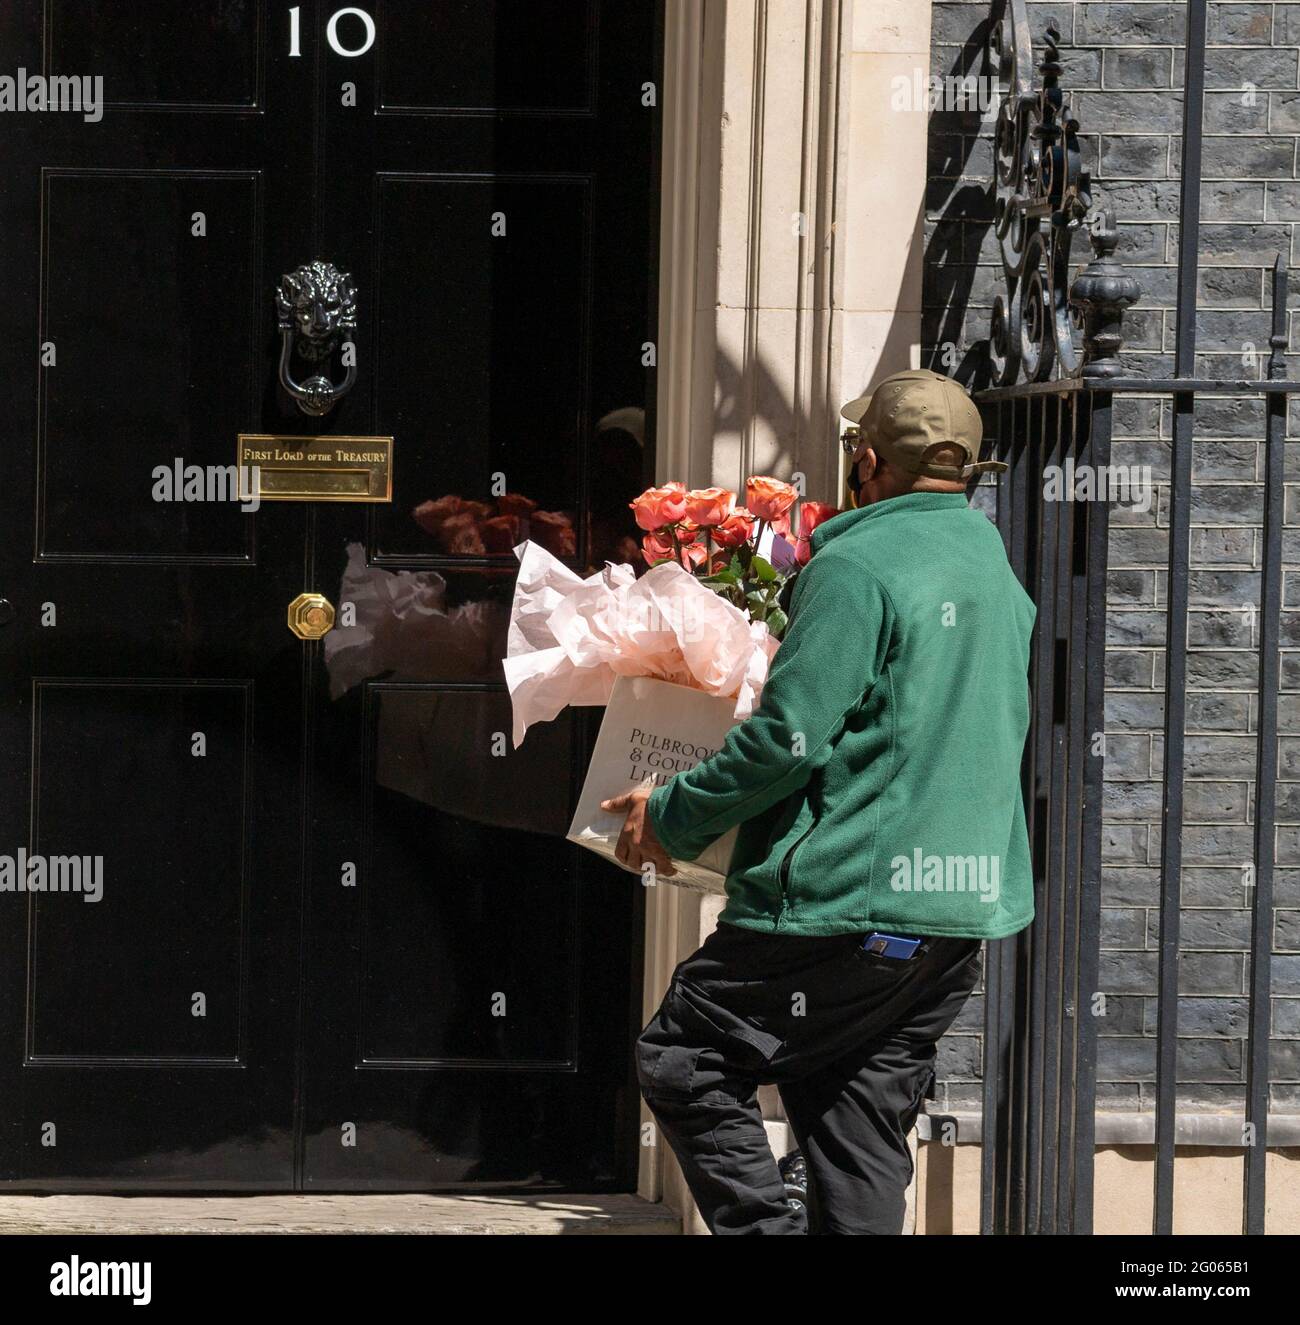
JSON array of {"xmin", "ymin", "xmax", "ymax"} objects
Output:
[{"xmin": 647, "ymin": 491, "xmax": 1036, "ymax": 939}]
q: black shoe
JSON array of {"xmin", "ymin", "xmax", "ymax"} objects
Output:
[{"xmin": 778, "ymin": 1149, "xmax": 808, "ymax": 1209}]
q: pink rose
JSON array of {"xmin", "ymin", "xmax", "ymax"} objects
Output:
[
  {"xmin": 712, "ymin": 507, "xmax": 756, "ymax": 549},
  {"xmin": 438, "ymin": 512, "xmax": 487, "ymax": 556},
  {"xmin": 413, "ymin": 494, "xmax": 493, "ymax": 538},
  {"xmin": 679, "ymin": 541, "xmax": 708, "ymax": 571},
  {"xmin": 530, "ymin": 510, "xmax": 576, "ymax": 559},
  {"xmin": 641, "ymin": 531, "xmax": 675, "ymax": 566},
  {"xmin": 684, "ymin": 487, "xmax": 736, "ymax": 527},
  {"xmin": 629, "ymin": 481, "xmax": 687, "ymax": 531},
  {"xmin": 497, "ymin": 492, "xmax": 539, "ymax": 519},
  {"xmin": 481, "ymin": 514, "xmax": 524, "ymax": 555},
  {"xmin": 745, "ymin": 476, "xmax": 798, "ymax": 523},
  {"xmin": 794, "ymin": 501, "xmax": 840, "ymax": 565}
]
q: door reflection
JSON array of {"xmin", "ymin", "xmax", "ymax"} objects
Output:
[{"xmin": 315, "ymin": 415, "xmax": 646, "ymax": 1071}]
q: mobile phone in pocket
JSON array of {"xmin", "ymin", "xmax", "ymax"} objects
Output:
[{"xmin": 860, "ymin": 932, "xmax": 923, "ymax": 960}]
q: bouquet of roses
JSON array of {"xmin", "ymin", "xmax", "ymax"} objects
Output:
[
  {"xmin": 632, "ymin": 478, "xmax": 841, "ymax": 640},
  {"xmin": 503, "ymin": 476, "xmax": 839, "ymax": 891}
]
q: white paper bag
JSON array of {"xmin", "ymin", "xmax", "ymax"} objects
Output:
[{"xmin": 568, "ymin": 674, "xmax": 739, "ymax": 893}]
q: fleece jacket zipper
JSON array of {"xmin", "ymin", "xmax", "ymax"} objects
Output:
[{"xmin": 776, "ymin": 821, "xmax": 816, "ymax": 917}]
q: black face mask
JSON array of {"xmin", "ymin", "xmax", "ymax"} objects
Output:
[{"xmin": 845, "ymin": 456, "xmax": 862, "ymax": 509}]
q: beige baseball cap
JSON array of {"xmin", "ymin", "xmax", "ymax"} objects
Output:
[{"xmin": 840, "ymin": 369, "xmax": 1007, "ymax": 480}]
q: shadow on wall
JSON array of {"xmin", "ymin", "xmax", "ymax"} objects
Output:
[
  {"xmin": 683, "ymin": 8, "xmax": 1009, "ymax": 489},
  {"xmin": 922, "ymin": 9, "xmax": 999, "ymax": 391}
]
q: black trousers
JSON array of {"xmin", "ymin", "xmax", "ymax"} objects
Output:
[{"xmin": 636, "ymin": 921, "xmax": 981, "ymax": 1235}]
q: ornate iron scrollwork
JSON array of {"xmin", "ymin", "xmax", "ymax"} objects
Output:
[
  {"xmin": 276, "ymin": 259, "xmax": 358, "ymax": 417},
  {"xmin": 988, "ymin": 3, "xmax": 1114, "ymax": 384}
]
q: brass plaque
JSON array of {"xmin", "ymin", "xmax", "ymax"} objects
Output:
[{"xmin": 237, "ymin": 434, "xmax": 393, "ymax": 503}]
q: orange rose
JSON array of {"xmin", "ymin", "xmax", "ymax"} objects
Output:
[
  {"xmin": 629, "ymin": 481, "xmax": 687, "ymax": 531},
  {"xmin": 530, "ymin": 510, "xmax": 576, "ymax": 559},
  {"xmin": 679, "ymin": 541, "xmax": 708, "ymax": 571},
  {"xmin": 712, "ymin": 507, "xmax": 756, "ymax": 549},
  {"xmin": 684, "ymin": 486, "xmax": 736, "ymax": 527},
  {"xmin": 497, "ymin": 491, "xmax": 539, "ymax": 519},
  {"xmin": 438, "ymin": 512, "xmax": 487, "ymax": 556},
  {"xmin": 675, "ymin": 518, "xmax": 701, "ymax": 544},
  {"xmin": 745, "ymin": 476, "xmax": 798, "ymax": 522},
  {"xmin": 413, "ymin": 494, "xmax": 493, "ymax": 537},
  {"xmin": 641, "ymin": 531, "xmax": 675, "ymax": 566},
  {"xmin": 794, "ymin": 501, "xmax": 840, "ymax": 565},
  {"xmin": 614, "ymin": 534, "xmax": 642, "ymax": 569},
  {"xmin": 481, "ymin": 514, "xmax": 523, "ymax": 555}
]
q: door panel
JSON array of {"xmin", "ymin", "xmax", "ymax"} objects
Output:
[
  {"xmin": 0, "ymin": 0, "xmax": 656, "ymax": 1192},
  {"xmin": 39, "ymin": 170, "xmax": 261, "ymax": 562},
  {"xmin": 369, "ymin": 174, "xmax": 592, "ymax": 559},
  {"xmin": 47, "ymin": 0, "xmax": 264, "ymax": 111},
  {"xmin": 29, "ymin": 681, "xmax": 250, "ymax": 1061},
  {"xmin": 358, "ymin": 690, "xmax": 578, "ymax": 1065}
]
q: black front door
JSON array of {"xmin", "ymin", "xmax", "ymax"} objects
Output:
[{"xmin": 0, "ymin": 0, "xmax": 657, "ymax": 1192}]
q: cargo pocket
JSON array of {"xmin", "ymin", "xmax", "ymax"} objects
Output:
[
  {"xmin": 636, "ymin": 980, "xmax": 781, "ymax": 1108},
  {"xmin": 672, "ymin": 979, "xmax": 783, "ymax": 1070},
  {"xmin": 639, "ymin": 1040, "xmax": 700, "ymax": 1104}
]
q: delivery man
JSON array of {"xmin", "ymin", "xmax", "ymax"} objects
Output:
[{"xmin": 602, "ymin": 368, "xmax": 1036, "ymax": 1235}]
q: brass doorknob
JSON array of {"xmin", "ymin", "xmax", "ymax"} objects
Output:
[{"xmin": 288, "ymin": 592, "xmax": 336, "ymax": 640}]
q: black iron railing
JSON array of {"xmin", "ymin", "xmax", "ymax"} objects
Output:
[{"xmin": 971, "ymin": 0, "xmax": 1295, "ymax": 1235}]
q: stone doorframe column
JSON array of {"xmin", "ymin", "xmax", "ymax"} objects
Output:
[{"xmin": 640, "ymin": 0, "xmax": 934, "ymax": 1228}]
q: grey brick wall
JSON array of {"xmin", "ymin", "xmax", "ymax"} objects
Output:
[{"xmin": 924, "ymin": 0, "xmax": 1299, "ymax": 1116}]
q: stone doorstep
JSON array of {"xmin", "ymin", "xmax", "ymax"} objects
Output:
[
  {"xmin": 0, "ymin": 1193, "xmax": 680, "ymax": 1236},
  {"xmin": 917, "ymin": 1110, "xmax": 1300, "ymax": 1147}
]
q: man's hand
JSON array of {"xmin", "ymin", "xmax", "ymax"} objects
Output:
[{"xmin": 601, "ymin": 785, "xmax": 677, "ymax": 878}]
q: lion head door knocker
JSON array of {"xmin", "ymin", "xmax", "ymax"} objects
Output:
[{"xmin": 275, "ymin": 259, "xmax": 357, "ymax": 417}]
